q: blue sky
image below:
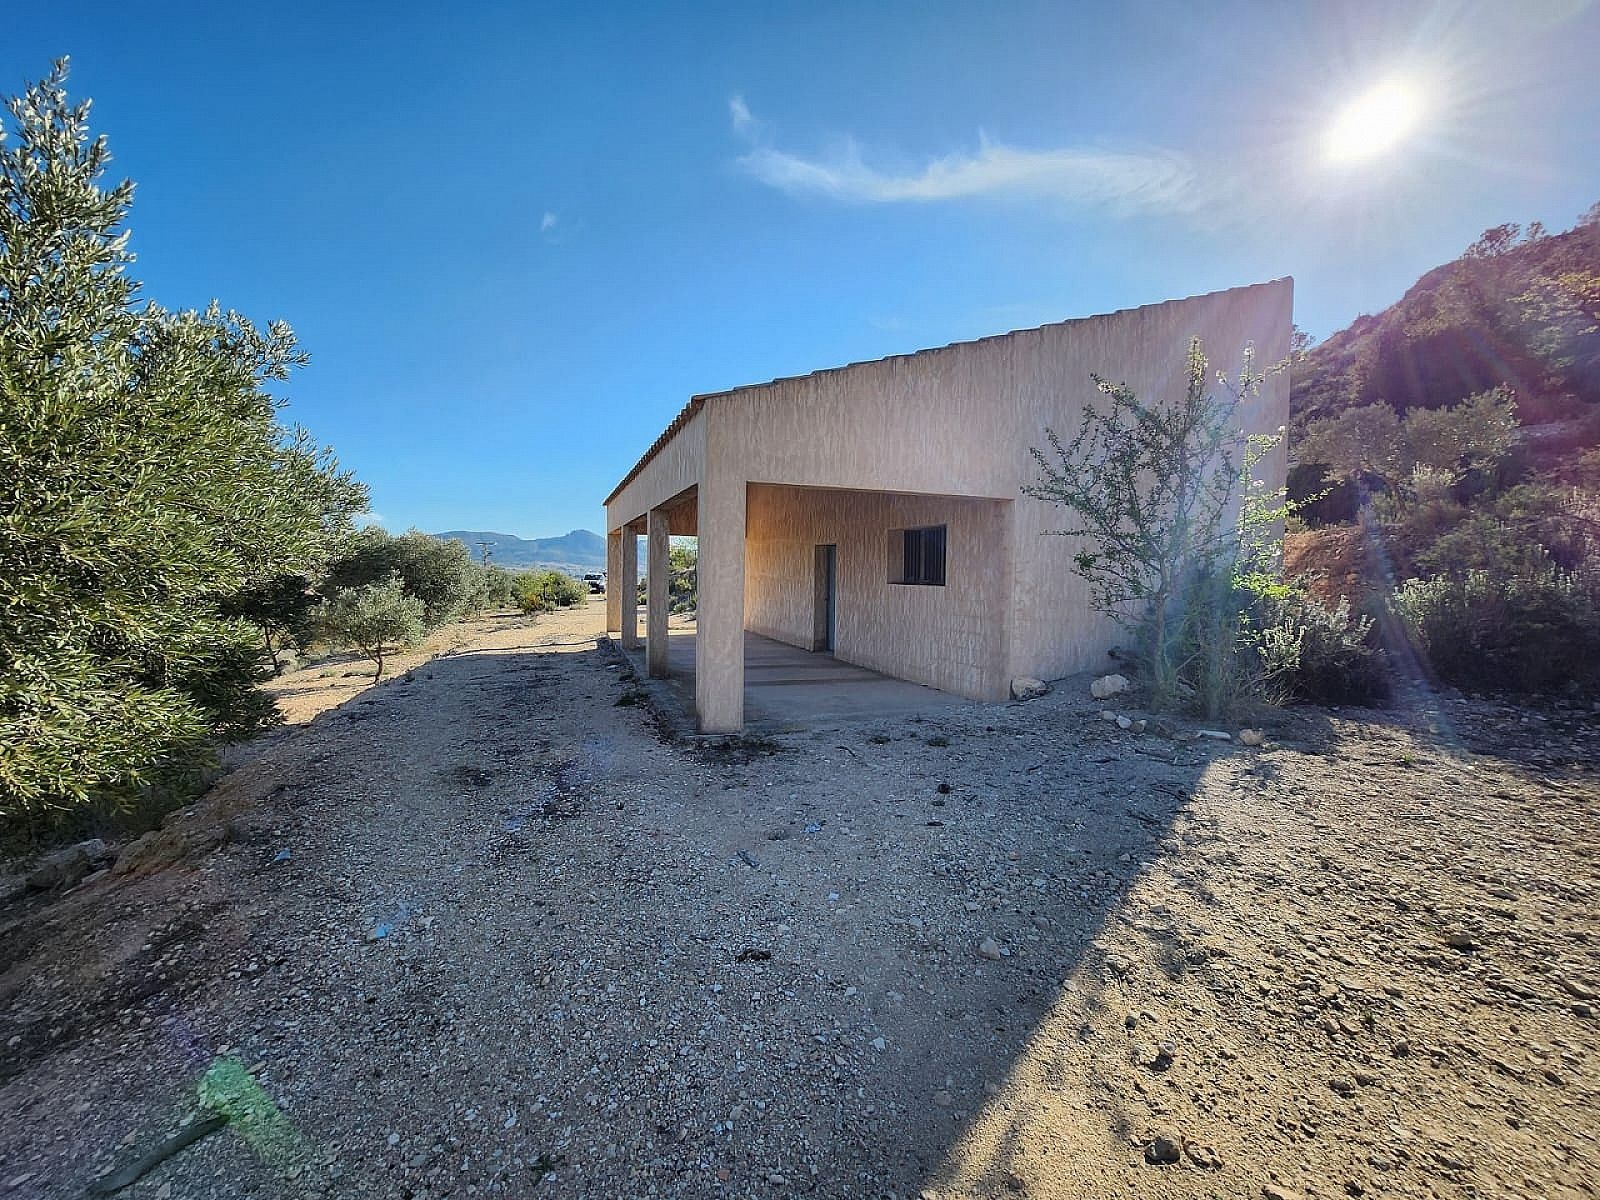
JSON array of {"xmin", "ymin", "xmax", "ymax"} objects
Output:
[{"xmin": 8, "ymin": 1, "xmax": 1598, "ymax": 537}]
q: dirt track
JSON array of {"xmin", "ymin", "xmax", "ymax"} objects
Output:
[{"xmin": 1, "ymin": 600, "xmax": 1596, "ymax": 1200}]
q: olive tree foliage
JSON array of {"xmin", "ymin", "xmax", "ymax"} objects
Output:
[
  {"xmin": 0, "ymin": 62, "xmax": 366, "ymax": 822},
  {"xmin": 316, "ymin": 575, "xmax": 425, "ymax": 680},
  {"xmin": 1025, "ymin": 339, "xmax": 1288, "ymax": 712},
  {"xmin": 324, "ymin": 528, "xmax": 481, "ymax": 627}
]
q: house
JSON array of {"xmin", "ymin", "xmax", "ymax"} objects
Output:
[{"xmin": 603, "ymin": 279, "xmax": 1293, "ymax": 732}]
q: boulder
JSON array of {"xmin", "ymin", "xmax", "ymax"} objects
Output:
[
  {"xmin": 1090, "ymin": 673, "xmax": 1129, "ymax": 700},
  {"xmin": 112, "ymin": 832, "xmax": 188, "ymax": 876},
  {"xmin": 1010, "ymin": 677, "xmax": 1049, "ymax": 701},
  {"xmin": 26, "ymin": 839, "xmax": 110, "ymax": 890}
]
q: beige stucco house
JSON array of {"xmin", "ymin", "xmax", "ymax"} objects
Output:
[{"xmin": 603, "ymin": 279, "xmax": 1293, "ymax": 732}]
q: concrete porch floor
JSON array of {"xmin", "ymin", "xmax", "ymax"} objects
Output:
[{"xmin": 617, "ymin": 620, "xmax": 974, "ymax": 734}]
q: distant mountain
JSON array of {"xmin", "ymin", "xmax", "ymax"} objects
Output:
[{"xmin": 432, "ymin": 529, "xmax": 605, "ymax": 572}]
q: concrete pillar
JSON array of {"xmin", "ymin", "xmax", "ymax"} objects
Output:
[
  {"xmin": 618, "ymin": 524, "xmax": 640, "ymax": 649},
  {"xmin": 694, "ymin": 470, "xmax": 746, "ymax": 733},
  {"xmin": 646, "ymin": 508, "xmax": 670, "ymax": 678},
  {"xmin": 605, "ymin": 528, "xmax": 622, "ymax": 634}
]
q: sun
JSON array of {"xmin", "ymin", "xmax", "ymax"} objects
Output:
[{"xmin": 1324, "ymin": 79, "xmax": 1425, "ymax": 165}]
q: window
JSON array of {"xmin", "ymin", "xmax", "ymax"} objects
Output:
[{"xmin": 895, "ymin": 524, "xmax": 946, "ymax": 586}]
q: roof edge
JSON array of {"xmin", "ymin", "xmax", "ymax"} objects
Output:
[{"xmin": 602, "ymin": 277, "xmax": 1291, "ymax": 510}]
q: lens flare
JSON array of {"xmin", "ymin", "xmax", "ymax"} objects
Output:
[{"xmin": 1324, "ymin": 79, "xmax": 1425, "ymax": 164}]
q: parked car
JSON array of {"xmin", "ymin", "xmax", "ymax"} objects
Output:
[{"xmin": 582, "ymin": 572, "xmax": 606, "ymax": 594}]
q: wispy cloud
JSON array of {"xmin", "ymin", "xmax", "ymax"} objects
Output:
[
  {"xmin": 729, "ymin": 97, "xmax": 1201, "ymax": 217},
  {"xmin": 540, "ymin": 211, "xmax": 558, "ymax": 233},
  {"xmin": 354, "ymin": 511, "xmax": 385, "ymax": 529}
]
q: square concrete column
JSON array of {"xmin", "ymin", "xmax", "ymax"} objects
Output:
[
  {"xmin": 605, "ymin": 528, "xmax": 622, "ymax": 634},
  {"xmin": 618, "ymin": 524, "xmax": 640, "ymax": 649},
  {"xmin": 646, "ymin": 507, "xmax": 670, "ymax": 677},
  {"xmin": 694, "ymin": 470, "xmax": 745, "ymax": 733}
]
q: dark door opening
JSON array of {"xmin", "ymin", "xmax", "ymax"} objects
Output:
[{"xmin": 813, "ymin": 544, "xmax": 837, "ymax": 652}]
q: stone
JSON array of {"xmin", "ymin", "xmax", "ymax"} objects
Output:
[
  {"xmin": 1262, "ymin": 1187, "xmax": 1303, "ymax": 1200},
  {"xmin": 1239, "ymin": 728, "xmax": 1265, "ymax": 747},
  {"xmin": 1197, "ymin": 729, "xmax": 1232, "ymax": 741},
  {"xmin": 978, "ymin": 937, "xmax": 1003, "ymax": 961},
  {"xmin": 114, "ymin": 827, "xmax": 196, "ymax": 876},
  {"xmin": 1116, "ymin": 715, "xmax": 1133, "ymax": 730},
  {"xmin": 1091, "ymin": 674, "xmax": 1129, "ymax": 700},
  {"xmin": 1010, "ymin": 677, "xmax": 1049, "ymax": 701},
  {"xmin": 26, "ymin": 840, "xmax": 110, "ymax": 890},
  {"xmin": 1443, "ymin": 928, "xmax": 1477, "ymax": 951},
  {"xmin": 1329, "ymin": 1075, "xmax": 1356, "ymax": 1097},
  {"xmin": 1184, "ymin": 1140, "xmax": 1223, "ymax": 1169},
  {"xmin": 1556, "ymin": 973, "xmax": 1599, "ymax": 1002},
  {"xmin": 1145, "ymin": 1130, "xmax": 1181, "ymax": 1164},
  {"xmin": 932, "ymin": 1090, "xmax": 953, "ymax": 1108}
]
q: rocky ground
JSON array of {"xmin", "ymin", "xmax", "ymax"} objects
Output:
[{"xmin": 0, "ymin": 600, "xmax": 1596, "ymax": 1200}]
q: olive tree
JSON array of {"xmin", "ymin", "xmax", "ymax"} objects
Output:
[
  {"xmin": 317, "ymin": 575, "xmax": 425, "ymax": 680},
  {"xmin": 0, "ymin": 62, "xmax": 366, "ymax": 823}
]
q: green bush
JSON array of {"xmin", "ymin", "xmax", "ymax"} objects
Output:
[
  {"xmin": 1392, "ymin": 568, "xmax": 1600, "ymax": 695},
  {"xmin": 316, "ymin": 575, "xmax": 426, "ymax": 680},
  {"xmin": 1256, "ymin": 592, "xmax": 1390, "ymax": 706},
  {"xmin": 324, "ymin": 529, "xmax": 480, "ymax": 628},
  {"xmin": 513, "ymin": 570, "xmax": 588, "ymax": 614}
]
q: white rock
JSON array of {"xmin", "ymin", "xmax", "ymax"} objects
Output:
[
  {"xmin": 1239, "ymin": 728, "xmax": 1265, "ymax": 747},
  {"xmin": 1010, "ymin": 677, "xmax": 1049, "ymax": 701},
  {"xmin": 1116, "ymin": 715, "xmax": 1133, "ymax": 730},
  {"xmin": 1090, "ymin": 673, "xmax": 1130, "ymax": 700},
  {"xmin": 978, "ymin": 937, "xmax": 1003, "ymax": 961},
  {"xmin": 1197, "ymin": 729, "xmax": 1232, "ymax": 741}
]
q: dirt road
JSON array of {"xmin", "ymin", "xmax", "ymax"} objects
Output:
[{"xmin": 1, "ymin": 600, "xmax": 1596, "ymax": 1199}]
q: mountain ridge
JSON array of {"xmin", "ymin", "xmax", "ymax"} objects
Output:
[{"xmin": 431, "ymin": 528, "xmax": 605, "ymax": 571}]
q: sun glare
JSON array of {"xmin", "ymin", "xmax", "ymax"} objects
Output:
[{"xmin": 1324, "ymin": 79, "xmax": 1425, "ymax": 165}]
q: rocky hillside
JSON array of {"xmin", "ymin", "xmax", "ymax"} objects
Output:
[{"xmin": 1292, "ymin": 206, "xmax": 1600, "ymax": 454}]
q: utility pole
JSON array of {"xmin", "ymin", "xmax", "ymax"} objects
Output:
[{"xmin": 475, "ymin": 541, "xmax": 493, "ymax": 568}]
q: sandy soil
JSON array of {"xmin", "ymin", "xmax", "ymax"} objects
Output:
[{"xmin": 0, "ymin": 599, "xmax": 1595, "ymax": 1200}]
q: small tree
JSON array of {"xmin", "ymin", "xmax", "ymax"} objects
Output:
[
  {"xmin": 1025, "ymin": 338, "xmax": 1283, "ymax": 712},
  {"xmin": 222, "ymin": 573, "xmax": 318, "ymax": 673},
  {"xmin": 318, "ymin": 575, "xmax": 425, "ymax": 680}
]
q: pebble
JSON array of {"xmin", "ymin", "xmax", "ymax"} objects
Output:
[
  {"xmin": 978, "ymin": 937, "xmax": 1003, "ymax": 961},
  {"xmin": 1145, "ymin": 1130, "xmax": 1181, "ymax": 1164}
]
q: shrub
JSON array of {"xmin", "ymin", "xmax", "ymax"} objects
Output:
[
  {"xmin": 1256, "ymin": 592, "xmax": 1390, "ymax": 706},
  {"xmin": 316, "ymin": 575, "xmax": 426, "ymax": 680},
  {"xmin": 512, "ymin": 570, "xmax": 588, "ymax": 614},
  {"xmin": 1392, "ymin": 568, "xmax": 1600, "ymax": 695}
]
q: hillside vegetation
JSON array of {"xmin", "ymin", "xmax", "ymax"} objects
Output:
[{"xmin": 1287, "ymin": 205, "xmax": 1600, "ymax": 697}]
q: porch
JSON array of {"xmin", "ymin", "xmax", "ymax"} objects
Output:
[{"xmin": 615, "ymin": 625, "xmax": 972, "ymax": 734}]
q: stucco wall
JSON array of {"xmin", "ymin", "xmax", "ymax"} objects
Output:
[
  {"xmin": 709, "ymin": 279, "xmax": 1294, "ymax": 682},
  {"xmin": 744, "ymin": 485, "xmax": 1012, "ymax": 700}
]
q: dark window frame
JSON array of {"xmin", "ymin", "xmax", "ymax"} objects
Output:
[{"xmin": 895, "ymin": 524, "xmax": 947, "ymax": 587}]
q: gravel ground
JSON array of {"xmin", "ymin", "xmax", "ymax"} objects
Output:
[{"xmin": 1, "ymin": 601, "xmax": 1596, "ymax": 1200}]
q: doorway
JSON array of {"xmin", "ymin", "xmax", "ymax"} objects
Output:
[{"xmin": 813, "ymin": 543, "xmax": 837, "ymax": 652}]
